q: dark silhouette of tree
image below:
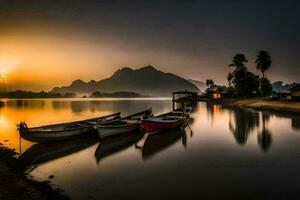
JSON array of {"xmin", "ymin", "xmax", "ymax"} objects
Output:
[
  {"xmin": 206, "ymin": 79, "xmax": 214, "ymax": 88},
  {"xmin": 227, "ymin": 73, "xmax": 233, "ymax": 86},
  {"xmin": 255, "ymin": 51, "xmax": 272, "ymax": 78},
  {"xmin": 229, "ymin": 54, "xmax": 248, "ymax": 69},
  {"xmin": 228, "ymin": 54, "xmax": 260, "ymax": 97},
  {"xmin": 260, "ymin": 78, "xmax": 273, "ymax": 96}
]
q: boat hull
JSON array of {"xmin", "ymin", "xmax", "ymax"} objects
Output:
[
  {"xmin": 96, "ymin": 108, "xmax": 152, "ymax": 138},
  {"xmin": 142, "ymin": 119, "xmax": 183, "ymax": 134},
  {"xmin": 20, "ymin": 127, "xmax": 96, "ymax": 143},
  {"xmin": 19, "ymin": 113, "xmax": 120, "ymax": 143},
  {"xmin": 97, "ymin": 123, "xmax": 141, "ymax": 138}
]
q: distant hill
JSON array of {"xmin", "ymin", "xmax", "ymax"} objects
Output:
[
  {"xmin": 188, "ymin": 79, "xmax": 206, "ymax": 94},
  {"xmin": 51, "ymin": 65, "xmax": 199, "ymax": 96},
  {"xmin": 90, "ymin": 91, "xmax": 142, "ymax": 98}
]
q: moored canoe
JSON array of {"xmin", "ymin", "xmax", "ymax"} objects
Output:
[
  {"xmin": 97, "ymin": 108, "xmax": 152, "ymax": 138},
  {"xmin": 19, "ymin": 112, "xmax": 121, "ymax": 143},
  {"xmin": 142, "ymin": 111, "xmax": 186, "ymax": 134}
]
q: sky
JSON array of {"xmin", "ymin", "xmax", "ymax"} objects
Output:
[{"xmin": 0, "ymin": 0, "xmax": 299, "ymax": 91}]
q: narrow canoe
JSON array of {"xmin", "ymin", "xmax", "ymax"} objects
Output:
[
  {"xmin": 97, "ymin": 108, "xmax": 152, "ymax": 138},
  {"xmin": 18, "ymin": 112, "xmax": 121, "ymax": 143},
  {"xmin": 142, "ymin": 111, "xmax": 186, "ymax": 134}
]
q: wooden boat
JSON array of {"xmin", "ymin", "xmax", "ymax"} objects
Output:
[
  {"xmin": 142, "ymin": 111, "xmax": 187, "ymax": 134},
  {"xmin": 18, "ymin": 135, "xmax": 99, "ymax": 171},
  {"xmin": 94, "ymin": 131, "xmax": 144, "ymax": 164},
  {"xmin": 18, "ymin": 112, "xmax": 121, "ymax": 143},
  {"xmin": 96, "ymin": 108, "xmax": 152, "ymax": 138}
]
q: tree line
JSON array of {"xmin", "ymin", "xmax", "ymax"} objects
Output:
[{"xmin": 206, "ymin": 51, "xmax": 272, "ymax": 97}]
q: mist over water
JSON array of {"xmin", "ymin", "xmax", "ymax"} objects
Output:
[{"xmin": 1, "ymin": 98, "xmax": 300, "ymax": 199}]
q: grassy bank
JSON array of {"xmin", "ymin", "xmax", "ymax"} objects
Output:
[
  {"xmin": 200, "ymin": 98, "xmax": 300, "ymax": 115},
  {"xmin": 0, "ymin": 144, "xmax": 69, "ymax": 200}
]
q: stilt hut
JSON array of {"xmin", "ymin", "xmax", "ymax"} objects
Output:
[{"xmin": 172, "ymin": 91, "xmax": 198, "ymax": 111}]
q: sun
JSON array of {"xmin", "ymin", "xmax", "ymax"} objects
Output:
[{"xmin": 1, "ymin": 74, "xmax": 7, "ymax": 81}]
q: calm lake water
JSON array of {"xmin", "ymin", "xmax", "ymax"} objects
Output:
[{"xmin": 1, "ymin": 98, "xmax": 300, "ymax": 199}]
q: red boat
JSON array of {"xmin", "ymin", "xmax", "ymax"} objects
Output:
[{"xmin": 142, "ymin": 111, "xmax": 186, "ymax": 134}]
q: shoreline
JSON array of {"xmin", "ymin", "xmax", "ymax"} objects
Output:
[
  {"xmin": 0, "ymin": 144, "xmax": 69, "ymax": 200},
  {"xmin": 199, "ymin": 98, "xmax": 300, "ymax": 115}
]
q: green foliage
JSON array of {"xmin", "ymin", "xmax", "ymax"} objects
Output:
[
  {"xmin": 206, "ymin": 79, "xmax": 214, "ymax": 87},
  {"xmin": 225, "ymin": 86, "xmax": 235, "ymax": 97},
  {"xmin": 0, "ymin": 90, "xmax": 64, "ymax": 98},
  {"xmin": 260, "ymin": 78, "xmax": 272, "ymax": 96},
  {"xmin": 228, "ymin": 54, "xmax": 260, "ymax": 97},
  {"xmin": 90, "ymin": 91, "xmax": 141, "ymax": 98},
  {"xmin": 256, "ymin": 51, "xmax": 271, "ymax": 78},
  {"xmin": 227, "ymin": 73, "xmax": 233, "ymax": 85},
  {"xmin": 229, "ymin": 54, "xmax": 248, "ymax": 69}
]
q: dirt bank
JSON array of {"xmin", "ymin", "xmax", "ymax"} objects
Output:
[
  {"xmin": 0, "ymin": 144, "xmax": 69, "ymax": 200},
  {"xmin": 200, "ymin": 98, "xmax": 300, "ymax": 115}
]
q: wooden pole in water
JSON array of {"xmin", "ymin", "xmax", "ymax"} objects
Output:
[
  {"xmin": 19, "ymin": 135, "xmax": 22, "ymax": 154},
  {"xmin": 172, "ymin": 93, "xmax": 175, "ymax": 111}
]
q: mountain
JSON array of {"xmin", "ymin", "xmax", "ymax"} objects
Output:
[
  {"xmin": 51, "ymin": 65, "xmax": 199, "ymax": 96},
  {"xmin": 188, "ymin": 79, "xmax": 206, "ymax": 94}
]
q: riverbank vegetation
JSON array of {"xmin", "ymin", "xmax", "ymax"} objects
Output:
[
  {"xmin": 205, "ymin": 51, "xmax": 277, "ymax": 98},
  {"xmin": 0, "ymin": 90, "xmax": 143, "ymax": 99},
  {"xmin": 89, "ymin": 91, "xmax": 142, "ymax": 98}
]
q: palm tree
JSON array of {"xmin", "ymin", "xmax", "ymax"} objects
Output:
[
  {"xmin": 255, "ymin": 51, "xmax": 271, "ymax": 78},
  {"xmin": 229, "ymin": 54, "xmax": 248, "ymax": 69},
  {"xmin": 227, "ymin": 72, "xmax": 233, "ymax": 86}
]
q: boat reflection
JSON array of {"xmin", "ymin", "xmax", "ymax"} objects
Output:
[
  {"xmin": 140, "ymin": 128, "xmax": 187, "ymax": 161},
  {"xmin": 94, "ymin": 131, "xmax": 144, "ymax": 165},
  {"xmin": 18, "ymin": 136, "xmax": 99, "ymax": 171}
]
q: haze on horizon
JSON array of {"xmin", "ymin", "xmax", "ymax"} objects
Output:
[{"xmin": 0, "ymin": 0, "xmax": 299, "ymax": 91}]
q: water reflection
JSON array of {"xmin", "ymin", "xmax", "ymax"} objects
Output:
[
  {"xmin": 205, "ymin": 103, "xmax": 222, "ymax": 124},
  {"xmin": 52, "ymin": 101, "xmax": 70, "ymax": 110},
  {"xmin": 291, "ymin": 115, "xmax": 300, "ymax": 130},
  {"xmin": 139, "ymin": 129, "xmax": 186, "ymax": 160},
  {"xmin": 1, "ymin": 100, "xmax": 299, "ymax": 199},
  {"xmin": 229, "ymin": 107, "xmax": 259, "ymax": 145},
  {"xmin": 7, "ymin": 99, "xmax": 46, "ymax": 110},
  {"xmin": 70, "ymin": 101, "xmax": 89, "ymax": 114},
  {"xmin": 19, "ymin": 136, "xmax": 99, "ymax": 171},
  {"xmin": 257, "ymin": 113, "xmax": 272, "ymax": 152},
  {"xmin": 94, "ymin": 131, "xmax": 144, "ymax": 165}
]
